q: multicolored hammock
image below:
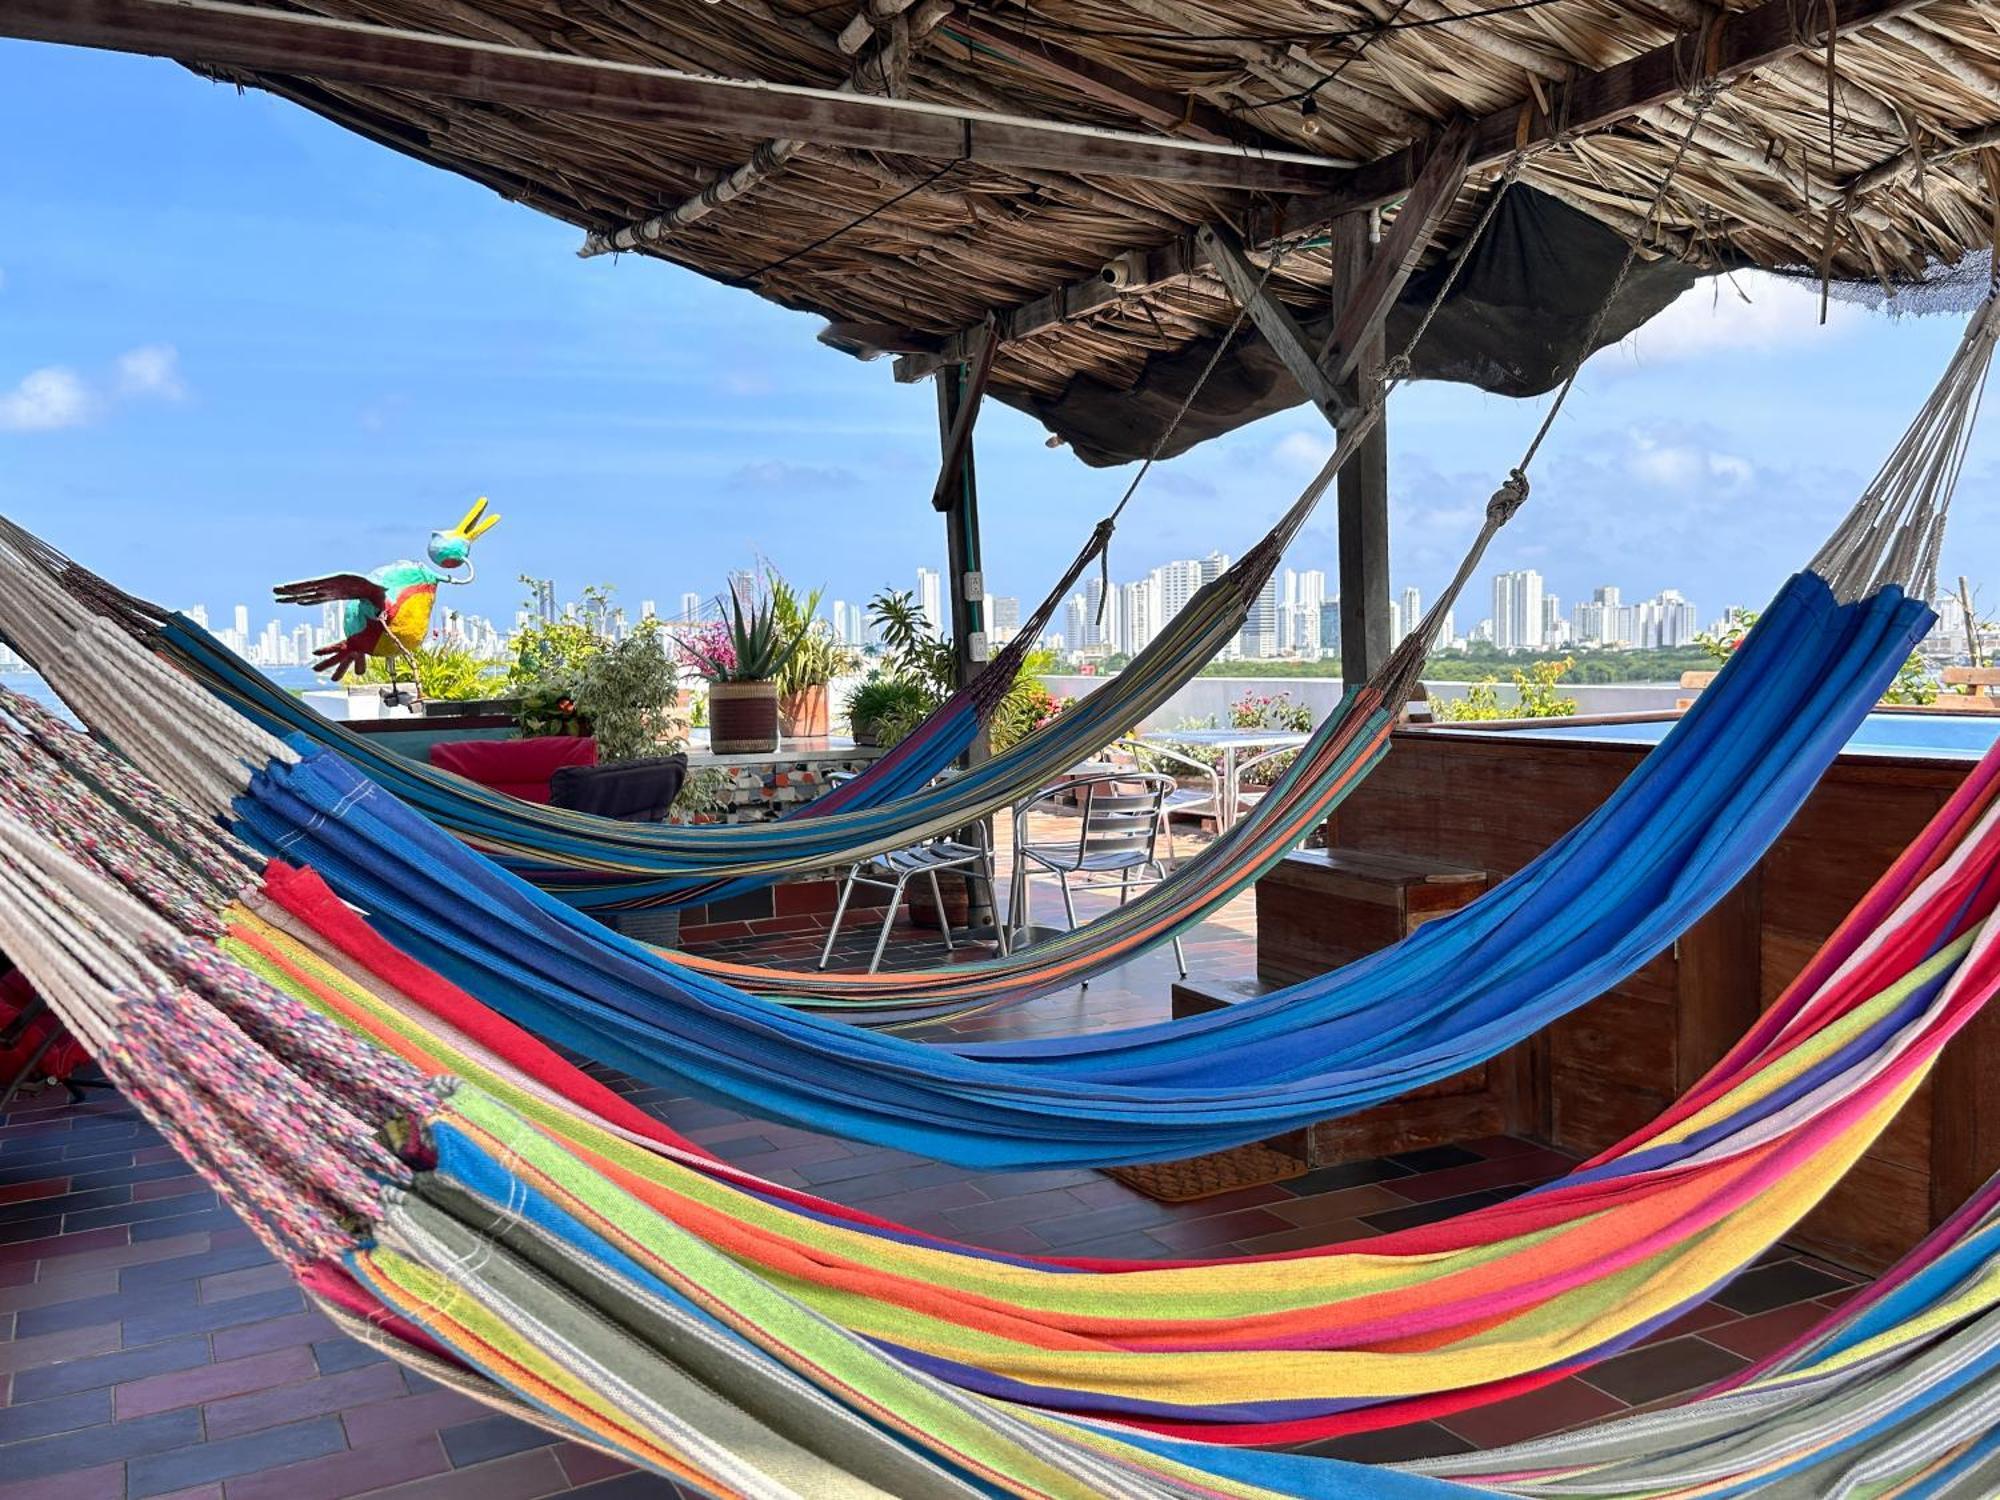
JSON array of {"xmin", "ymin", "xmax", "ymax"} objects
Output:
[
  {"xmin": 2, "ymin": 300, "xmax": 1990, "ymax": 1167},
  {"xmin": 3, "ymin": 655, "xmax": 2000, "ymax": 1494},
  {"xmin": 16, "ymin": 443, "xmax": 1356, "ymax": 913}
]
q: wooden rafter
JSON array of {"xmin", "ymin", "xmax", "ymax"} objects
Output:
[
  {"xmin": 895, "ymin": 0, "xmax": 1935, "ymax": 381},
  {"xmin": 1198, "ymin": 223, "xmax": 1348, "ymax": 428},
  {"xmin": 1, "ymin": 0, "xmax": 1352, "ymax": 194},
  {"xmin": 1318, "ymin": 117, "xmax": 1474, "ymax": 388}
]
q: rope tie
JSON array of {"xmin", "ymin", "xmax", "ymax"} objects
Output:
[{"xmin": 1486, "ymin": 470, "xmax": 1530, "ymax": 526}]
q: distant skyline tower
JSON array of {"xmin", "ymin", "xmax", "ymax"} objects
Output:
[
  {"xmin": 1492, "ymin": 569, "xmax": 1545, "ymax": 652},
  {"xmin": 679, "ymin": 591, "xmax": 702, "ymax": 622},
  {"xmin": 916, "ymin": 567, "xmax": 942, "ymax": 636}
]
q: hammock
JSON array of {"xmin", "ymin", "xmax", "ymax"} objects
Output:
[
  {"xmin": 28, "ymin": 448, "xmax": 1351, "ymax": 913},
  {"xmin": 3, "ymin": 666, "xmax": 2000, "ymax": 1494},
  {"xmin": 2, "ymin": 294, "xmax": 1987, "ymax": 1172}
]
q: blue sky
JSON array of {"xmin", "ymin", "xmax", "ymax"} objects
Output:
[{"xmin": 5, "ymin": 40, "xmax": 1998, "ymax": 640}]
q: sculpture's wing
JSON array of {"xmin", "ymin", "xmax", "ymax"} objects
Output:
[{"xmin": 274, "ymin": 572, "xmax": 388, "ymax": 612}]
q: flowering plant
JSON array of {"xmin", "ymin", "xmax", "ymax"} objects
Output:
[{"xmin": 673, "ymin": 620, "xmax": 738, "ymax": 681}]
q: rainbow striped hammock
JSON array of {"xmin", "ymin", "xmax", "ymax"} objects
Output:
[
  {"xmin": 12, "ymin": 431, "xmax": 1356, "ymax": 914},
  {"xmin": 0, "ymin": 296, "xmax": 1989, "ymax": 1170},
  {"xmin": 4, "ymin": 659, "xmax": 2000, "ymax": 1496}
]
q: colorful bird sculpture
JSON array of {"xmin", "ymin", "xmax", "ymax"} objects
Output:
[{"xmin": 274, "ymin": 498, "xmax": 500, "ymax": 680}]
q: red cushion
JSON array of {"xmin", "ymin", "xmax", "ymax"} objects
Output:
[
  {"xmin": 1, "ymin": 970, "xmax": 87, "ymax": 1083},
  {"xmin": 429, "ymin": 736, "xmax": 597, "ymax": 803}
]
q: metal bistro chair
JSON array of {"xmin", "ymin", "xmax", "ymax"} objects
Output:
[
  {"xmin": 818, "ymin": 774, "xmax": 1010, "ymax": 974},
  {"xmin": 1010, "ymin": 770, "xmax": 1186, "ymax": 978}
]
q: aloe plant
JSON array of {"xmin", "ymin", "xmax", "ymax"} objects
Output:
[{"xmin": 677, "ymin": 579, "xmax": 802, "ymax": 683}]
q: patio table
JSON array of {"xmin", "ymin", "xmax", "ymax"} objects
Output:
[{"xmin": 1134, "ymin": 727, "xmax": 1310, "ymax": 829}]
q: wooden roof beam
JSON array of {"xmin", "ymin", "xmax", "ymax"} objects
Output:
[
  {"xmin": 2, "ymin": 0, "xmax": 1352, "ymax": 194},
  {"xmin": 1198, "ymin": 223, "xmax": 1349, "ymax": 428},
  {"xmin": 895, "ymin": 0, "xmax": 1934, "ymax": 381},
  {"xmin": 578, "ymin": 0, "xmax": 941, "ymax": 256}
]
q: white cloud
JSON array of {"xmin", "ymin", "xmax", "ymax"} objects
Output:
[
  {"xmin": 1625, "ymin": 429, "xmax": 1754, "ymax": 491},
  {"xmin": 116, "ymin": 343, "xmax": 187, "ymax": 400},
  {"xmin": 1627, "ymin": 271, "xmax": 1863, "ymax": 362},
  {"xmin": 0, "ymin": 367, "xmax": 94, "ymax": 432},
  {"xmin": 1272, "ymin": 429, "xmax": 1333, "ymax": 471}
]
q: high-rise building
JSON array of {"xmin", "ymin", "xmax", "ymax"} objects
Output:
[
  {"xmin": 1239, "ymin": 575, "xmax": 1280, "ymax": 659},
  {"xmin": 988, "ymin": 595, "xmax": 1021, "ymax": 645},
  {"xmin": 1400, "ymin": 585, "xmax": 1423, "ymax": 644},
  {"xmin": 640, "ymin": 600, "xmax": 657, "ymax": 622},
  {"xmin": 679, "ymin": 591, "xmax": 702, "ymax": 622},
  {"xmin": 1629, "ymin": 588, "xmax": 1699, "ymax": 648},
  {"xmin": 1319, "ymin": 598, "xmax": 1341, "ymax": 652},
  {"xmin": 916, "ymin": 567, "xmax": 943, "ymax": 636},
  {"xmin": 1492, "ymin": 570, "xmax": 1545, "ymax": 652},
  {"xmin": 1119, "ymin": 579, "xmax": 1157, "ymax": 658},
  {"xmin": 1200, "ymin": 551, "xmax": 1229, "ymax": 586},
  {"xmin": 1542, "ymin": 594, "xmax": 1564, "ymax": 646},
  {"xmin": 233, "ymin": 603, "xmax": 250, "ymax": 644},
  {"xmin": 1152, "ymin": 559, "xmax": 1207, "ymax": 621},
  {"xmin": 1063, "ymin": 595, "xmax": 1088, "ymax": 657}
]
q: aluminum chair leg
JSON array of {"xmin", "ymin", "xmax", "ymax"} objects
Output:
[
  {"xmin": 1056, "ymin": 870, "xmax": 1079, "ymax": 930},
  {"xmin": 927, "ymin": 870, "xmax": 953, "ymax": 951},
  {"xmin": 868, "ymin": 873, "xmax": 909, "ymax": 974},
  {"xmin": 1172, "ymin": 933, "xmax": 1188, "ymax": 979},
  {"xmin": 1009, "ymin": 858, "xmax": 1031, "ymax": 945},
  {"xmin": 819, "ymin": 865, "xmax": 862, "ymax": 970},
  {"xmin": 980, "ymin": 855, "xmax": 1011, "ymax": 956}
]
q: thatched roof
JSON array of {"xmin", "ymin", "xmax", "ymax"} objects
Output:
[{"xmin": 28, "ymin": 0, "xmax": 2000, "ymax": 458}]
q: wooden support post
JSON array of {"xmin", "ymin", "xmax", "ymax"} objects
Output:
[
  {"xmin": 1334, "ymin": 213, "xmax": 1391, "ymax": 690},
  {"xmin": 935, "ymin": 360, "xmax": 988, "ymax": 752},
  {"xmin": 1197, "ymin": 223, "xmax": 1348, "ymax": 428}
]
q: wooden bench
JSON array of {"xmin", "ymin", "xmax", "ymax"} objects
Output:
[
  {"xmin": 1932, "ymin": 665, "xmax": 2000, "ymax": 712},
  {"xmin": 1677, "ymin": 669, "xmax": 1717, "ymax": 710}
]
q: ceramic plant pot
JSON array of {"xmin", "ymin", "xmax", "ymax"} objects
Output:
[{"xmin": 779, "ymin": 683, "xmax": 830, "ymax": 739}]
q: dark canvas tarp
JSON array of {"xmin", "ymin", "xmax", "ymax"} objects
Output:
[{"xmin": 1007, "ymin": 186, "xmax": 1707, "ymax": 467}]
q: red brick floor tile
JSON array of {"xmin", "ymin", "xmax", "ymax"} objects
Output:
[
  {"xmin": 1700, "ymin": 1299, "xmax": 1837, "ymax": 1360},
  {"xmin": 0, "ymin": 1321, "xmax": 123, "ymax": 1376},
  {"xmin": 1638, "ymin": 1298, "xmax": 1741, "ymax": 1346},
  {"xmin": 131, "ymin": 1177, "xmax": 208, "ymax": 1204},
  {"xmin": 1579, "ymin": 1335, "xmax": 1750, "ymax": 1405},
  {"xmin": 0, "ymin": 1459, "xmax": 126, "ymax": 1500},
  {"xmin": 359, "ymin": 1448, "xmax": 571, "ymax": 1500},
  {"xmin": 221, "ymin": 1434, "xmax": 453, "ymax": 1500},
  {"xmin": 1438, "ymin": 1378, "xmax": 1628, "ymax": 1448},
  {"xmin": 118, "ymin": 1348, "xmax": 320, "ymax": 1420},
  {"xmin": 0, "ymin": 1267, "xmax": 120, "ymax": 1314},
  {"xmin": 1386, "ymin": 1148, "xmax": 1576, "ymax": 1204},
  {"xmin": 210, "ymin": 1310, "xmax": 339, "ymax": 1362},
  {"xmin": 340, "ymin": 1386, "xmax": 495, "ymax": 1448},
  {"xmin": 1268, "ymin": 1183, "xmax": 1410, "ymax": 1227},
  {"xmin": 203, "ymin": 1362, "xmax": 408, "ymax": 1440},
  {"xmin": 0, "ymin": 1177, "xmax": 70, "ymax": 1207},
  {"xmin": 199, "ymin": 1263, "xmax": 298, "ymax": 1305},
  {"xmin": 0, "ymin": 1226, "xmax": 128, "ymax": 1268},
  {"xmin": 554, "ymin": 1443, "xmax": 636, "ymax": 1487},
  {"xmin": 1145, "ymin": 1207, "xmax": 1293, "ymax": 1253},
  {"xmin": 1229, "ymin": 1221, "xmax": 1377, "ymax": 1255}
]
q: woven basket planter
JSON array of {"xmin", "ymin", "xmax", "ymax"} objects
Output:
[{"xmin": 708, "ymin": 681, "xmax": 779, "ymax": 754}]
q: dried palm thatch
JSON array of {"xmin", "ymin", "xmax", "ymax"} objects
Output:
[{"xmin": 51, "ymin": 0, "xmax": 2000, "ymax": 443}]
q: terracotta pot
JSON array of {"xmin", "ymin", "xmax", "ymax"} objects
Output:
[
  {"xmin": 707, "ymin": 680, "xmax": 780, "ymax": 754},
  {"xmin": 907, "ymin": 869, "xmax": 973, "ymax": 930},
  {"xmin": 779, "ymin": 683, "xmax": 830, "ymax": 739}
]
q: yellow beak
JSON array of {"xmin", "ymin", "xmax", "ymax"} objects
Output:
[{"xmin": 448, "ymin": 496, "xmax": 501, "ymax": 543}]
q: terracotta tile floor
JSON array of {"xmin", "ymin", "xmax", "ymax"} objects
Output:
[{"xmin": 0, "ymin": 863, "xmax": 1869, "ymax": 1498}]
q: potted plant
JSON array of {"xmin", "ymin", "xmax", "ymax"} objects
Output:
[
  {"xmin": 675, "ymin": 582, "xmax": 800, "ymax": 755},
  {"xmin": 569, "ymin": 625, "xmax": 679, "ymax": 762},
  {"xmin": 844, "ymin": 675, "xmax": 932, "ymax": 746},
  {"xmin": 770, "ymin": 575, "xmax": 855, "ymax": 739}
]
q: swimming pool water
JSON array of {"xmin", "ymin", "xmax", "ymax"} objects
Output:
[{"xmin": 1441, "ymin": 711, "xmax": 2000, "ymax": 761}]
